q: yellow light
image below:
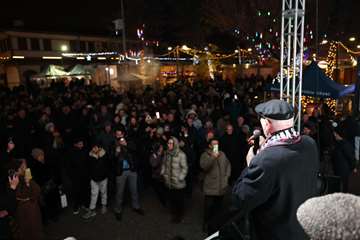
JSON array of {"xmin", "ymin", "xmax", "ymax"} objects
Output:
[
  {"xmin": 76, "ymin": 57, "xmax": 85, "ymax": 60},
  {"xmin": 234, "ymin": 49, "xmax": 239, "ymax": 53},
  {"xmin": 321, "ymin": 39, "xmax": 328, "ymax": 45},
  {"xmin": 12, "ymin": 56, "xmax": 25, "ymax": 59},
  {"xmin": 168, "ymin": 46, "xmax": 173, "ymax": 51},
  {"xmin": 181, "ymin": 45, "xmax": 190, "ymax": 50},
  {"xmin": 61, "ymin": 45, "xmax": 68, "ymax": 52},
  {"xmin": 247, "ymin": 48, "xmax": 252, "ymax": 52},
  {"xmin": 147, "ymin": 59, "xmax": 151, "ymax": 63},
  {"xmin": 357, "ymin": 45, "xmax": 360, "ymax": 49},
  {"xmin": 349, "ymin": 37, "xmax": 356, "ymax": 42},
  {"xmin": 97, "ymin": 57, "xmax": 106, "ymax": 60},
  {"xmin": 232, "ymin": 64, "xmax": 236, "ymax": 68},
  {"xmin": 245, "ymin": 63, "xmax": 250, "ymax": 69},
  {"xmin": 42, "ymin": 56, "xmax": 62, "ymax": 59},
  {"xmin": 318, "ymin": 60, "xmax": 328, "ymax": 69}
]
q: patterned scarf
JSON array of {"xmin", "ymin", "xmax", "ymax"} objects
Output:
[{"xmin": 260, "ymin": 127, "xmax": 301, "ymax": 152}]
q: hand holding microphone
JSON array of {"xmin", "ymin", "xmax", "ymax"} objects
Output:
[{"xmin": 246, "ymin": 129, "xmax": 264, "ymax": 166}]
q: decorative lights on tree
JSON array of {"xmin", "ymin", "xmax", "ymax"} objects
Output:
[{"xmin": 325, "ymin": 42, "xmax": 337, "ymax": 78}]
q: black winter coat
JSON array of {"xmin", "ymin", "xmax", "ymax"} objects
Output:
[
  {"xmin": 113, "ymin": 147, "xmax": 137, "ymax": 176},
  {"xmin": 89, "ymin": 149, "xmax": 109, "ymax": 182},
  {"xmin": 232, "ymin": 136, "xmax": 319, "ymax": 240}
]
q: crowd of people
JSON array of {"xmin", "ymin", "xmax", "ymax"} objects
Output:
[{"xmin": 0, "ymin": 75, "xmax": 359, "ymax": 240}]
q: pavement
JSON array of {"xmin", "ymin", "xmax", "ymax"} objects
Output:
[{"xmin": 44, "ymin": 184, "xmax": 208, "ymax": 240}]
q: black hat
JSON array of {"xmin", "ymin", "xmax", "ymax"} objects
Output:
[{"xmin": 255, "ymin": 99, "xmax": 294, "ymax": 120}]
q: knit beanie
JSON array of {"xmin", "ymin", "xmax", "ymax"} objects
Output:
[{"xmin": 297, "ymin": 193, "xmax": 360, "ymax": 240}]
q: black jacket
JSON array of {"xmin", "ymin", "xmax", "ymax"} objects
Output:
[
  {"xmin": 0, "ymin": 186, "xmax": 16, "ymax": 240},
  {"xmin": 89, "ymin": 149, "xmax": 109, "ymax": 182},
  {"xmin": 66, "ymin": 147, "xmax": 88, "ymax": 180},
  {"xmin": 232, "ymin": 136, "xmax": 319, "ymax": 240},
  {"xmin": 113, "ymin": 146, "xmax": 137, "ymax": 176}
]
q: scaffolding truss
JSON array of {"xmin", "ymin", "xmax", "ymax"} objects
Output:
[{"xmin": 280, "ymin": 0, "xmax": 306, "ymax": 132}]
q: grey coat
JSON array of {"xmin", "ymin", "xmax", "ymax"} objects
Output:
[{"xmin": 200, "ymin": 150, "xmax": 231, "ymax": 196}]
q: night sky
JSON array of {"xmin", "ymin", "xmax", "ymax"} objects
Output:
[{"xmin": 0, "ymin": 0, "xmax": 359, "ymax": 47}]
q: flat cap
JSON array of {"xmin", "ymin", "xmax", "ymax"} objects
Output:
[{"xmin": 255, "ymin": 99, "xmax": 294, "ymax": 120}]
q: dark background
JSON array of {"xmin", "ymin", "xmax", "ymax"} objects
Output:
[{"xmin": 0, "ymin": 0, "xmax": 359, "ymax": 48}]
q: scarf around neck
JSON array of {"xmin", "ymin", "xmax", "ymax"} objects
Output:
[{"xmin": 260, "ymin": 127, "xmax": 301, "ymax": 152}]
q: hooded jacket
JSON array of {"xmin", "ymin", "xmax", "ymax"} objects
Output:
[{"xmin": 161, "ymin": 137, "xmax": 188, "ymax": 189}]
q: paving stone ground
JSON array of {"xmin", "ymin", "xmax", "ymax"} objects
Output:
[{"xmin": 44, "ymin": 184, "xmax": 208, "ymax": 240}]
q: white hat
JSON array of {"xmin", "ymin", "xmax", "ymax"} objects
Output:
[{"xmin": 297, "ymin": 193, "xmax": 360, "ymax": 240}]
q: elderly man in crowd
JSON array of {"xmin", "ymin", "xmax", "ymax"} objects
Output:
[{"xmin": 231, "ymin": 100, "xmax": 320, "ymax": 240}]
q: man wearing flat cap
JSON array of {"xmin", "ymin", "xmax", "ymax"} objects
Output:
[{"xmin": 231, "ymin": 99, "xmax": 320, "ymax": 240}]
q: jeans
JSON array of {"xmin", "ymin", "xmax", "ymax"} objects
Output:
[
  {"xmin": 114, "ymin": 171, "xmax": 140, "ymax": 213},
  {"xmin": 89, "ymin": 179, "xmax": 108, "ymax": 210}
]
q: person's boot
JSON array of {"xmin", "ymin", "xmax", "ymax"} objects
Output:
[
  {"xmin": 115, "ymin": 212, "xmax": 122, "ymax": 221},
  {"xmin": 132, "ymin": 208, "xmax": 145, "ymax": 216},
  {"xmin": 82, "ymin": 209, "xmax": 96, "ymax": 219}
]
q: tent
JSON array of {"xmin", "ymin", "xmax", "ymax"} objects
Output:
[
  {"xmin": 268, "ymin": 61, "xmax": 349, "ymax": 99},
  {"xmin": 68, "ymin": 64, "xmax": 95, "ymax": 76},
  {"xmin": 33, "ymin": 65, "xmax": 68, "ymax": 79}
]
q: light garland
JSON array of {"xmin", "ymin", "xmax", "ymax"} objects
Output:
[
  {"xmin": 325, "ymin": 42, "xmax": 337, "ymax": 78},
  {"xmin": 338, "ymin": 42, "xmax": 360, "ymax": 55},
  {"xmin": 302, "ymin": 96, "xmax": 336, "ymax": 115}
]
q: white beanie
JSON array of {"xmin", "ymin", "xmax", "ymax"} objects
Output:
[{"xmin": 297, "ymin": 193, "xmax": 360, "ymax": 240}]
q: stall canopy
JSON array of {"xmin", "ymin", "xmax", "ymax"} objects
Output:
[
  {"xmin": 34, "ymin": 65, "xmax": 68, "ymax": 79},
  {"xmin": 68, "ymin": 65, "xmax": 95, "ymax": 76},
  {"xmin": 268, "ymin": 61, "xmax": 349, "ymax": 99}
]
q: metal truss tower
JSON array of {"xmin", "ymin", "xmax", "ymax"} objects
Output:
[{"xmin": 280, "ymin": 0, "xmax": 306, "ymax": 132}]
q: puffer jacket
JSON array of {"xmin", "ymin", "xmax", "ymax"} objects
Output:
[
  {"xmin": 200, "ymin": 149, "xmax": 231, "ymax": 196},
  {"xmin": 161, "ymin": 137, "xmax": 188, "ymax": 189}
]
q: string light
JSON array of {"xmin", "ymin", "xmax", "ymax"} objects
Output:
[{"xmin": 325, "ymin": 41, "xmax": 337, "ymax": 78}]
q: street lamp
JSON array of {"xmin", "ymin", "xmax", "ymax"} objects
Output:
[
  {"xmin": 61, "ymin": 45, "xmax": 68, "ymax": 52},
  {"xmin": 349, "ymin": 37, "xmax": 356, "ymax": 42},
  {"xmin": 235, "ymin": 49, "xmax": 241, "ymax": 64}
]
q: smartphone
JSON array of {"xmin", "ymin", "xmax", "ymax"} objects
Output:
[
  {"xmin": 25, "ymin": 168, "xmax": 32, "ymax": 181},
  {"xmin": 213, "ymin": 144, "xmax": 219, "ymax": 154},
  {"xmin": 8, "ymin": 169, "xmax": 16, "ymax": 178},
  {"xmin": 156, "ymin": 112, "xmax": 160, "ymax": 119}
]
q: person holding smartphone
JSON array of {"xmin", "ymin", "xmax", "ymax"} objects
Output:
[
  {"xmin": 0, "ymin": 168, "xmax": 19, "ymax": 240},
  {"xmin": 200, "ymin": 138, "xmax": 231, "ymax": 235}
]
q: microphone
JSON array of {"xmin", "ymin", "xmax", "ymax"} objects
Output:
[
  {"xmin": 248, "ymin": 129, "xmax": 262, "ymax": 155},
  {"xmin": 252, "ymin": 129, "xmax": 262, "ymax": 139}
]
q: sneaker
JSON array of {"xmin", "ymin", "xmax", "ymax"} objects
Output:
[
  {"xmin": 101, "ymin": 206, "xmax": 107, "ymax": 214},
  {"xmin": 81, "ymin": 206, "xmax": 89, "ymax": 212},
  {"xmin": 73, "ymin": 208, "xmax": 80, "ymax": 215},
  {"xmin": 82, "ymin": 210, "xmax": 96, "ymax": 219},
  {"xmin": 132, "ymin": 208, "xmax": 145, "ymax": 216}
]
